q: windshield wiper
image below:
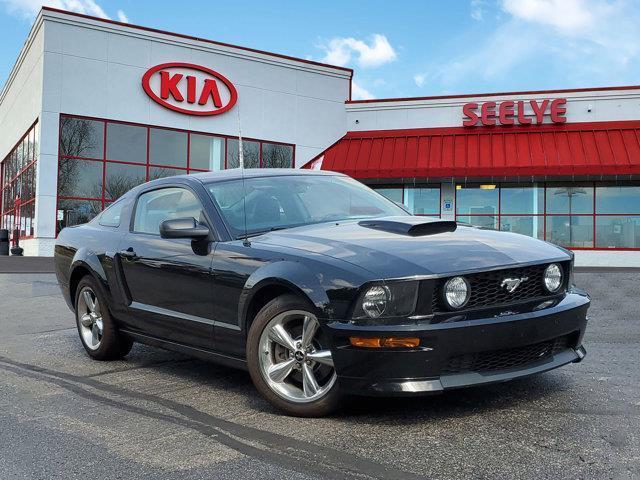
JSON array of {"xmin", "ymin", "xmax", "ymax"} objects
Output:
[{"xmin": 241, "ymin": 226, "xmax": 289, "ymax": 239}]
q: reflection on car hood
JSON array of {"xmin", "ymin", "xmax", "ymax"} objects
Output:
[{"xmin": 253, "ymin": 216, "xmax": 570, "ymax": 278}]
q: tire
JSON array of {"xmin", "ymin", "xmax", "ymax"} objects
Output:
[
  {"xmin": 247, "ymin": 294, "xmax": 341, "ymax": 417},
  {"xmin": 74, "ymin": 275, "xmax": 133, "ymax": 361}
]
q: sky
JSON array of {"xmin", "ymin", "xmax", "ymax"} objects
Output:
[{"xmin": 0, "ymin": 0, "xmax": 639, "ymax": 100}]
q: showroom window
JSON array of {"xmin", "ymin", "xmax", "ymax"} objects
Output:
[
  {"xmin": 455, "ymin": 182, "xmax": 640, "ymax": 250},
  {"xmin": 0, "ymin": 121, "xmax": 38, "ymax": 240},
  {"xmin": 56, "ymin": 115, "xmax": 295, "ymax": 233},
  {"xmin": 372, "ymin": 185, "xmax": 440, "ymax": 216}
]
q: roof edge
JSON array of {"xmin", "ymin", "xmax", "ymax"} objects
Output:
[
  {"xmin": 346, "ymin": 85, "xmax": 640, "ymax": 105},
  {"xmin": 342, "ymin": 120, "xmax": 640, "ymax": 138},
  {"xmin": 41, "ymin": 6, "xmax": 353, "ymax": 76}
]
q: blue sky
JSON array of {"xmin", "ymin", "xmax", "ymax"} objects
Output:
[{"xmin": 1, "ymin": 0, "xmax": 639, "ymax": 100}]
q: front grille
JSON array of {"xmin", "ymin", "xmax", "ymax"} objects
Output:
[
  {"xmin": 442, "ymin": 335, "xmax": 572, "ymax": 375},
  {"xmin": 432, "ymin": 263, "xmax": 566, "ymax": 313}
]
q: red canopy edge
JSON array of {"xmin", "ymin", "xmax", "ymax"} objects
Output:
[{"xmin": 303, "ymin": 121, "xmax": 640, "ymax": 179}]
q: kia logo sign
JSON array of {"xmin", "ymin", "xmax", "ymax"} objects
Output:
[
  {"xmin": 462, "ymin": 98, "xmax": 567, "ymax": 127},
  {"xmin": 142, "ymin": 62, "xmax": 238, "ymax": 116}
]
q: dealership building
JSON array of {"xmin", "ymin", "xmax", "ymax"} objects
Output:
[{"xmin": 1, "ymin": 7, "xmax": 640, "ymax": 266}]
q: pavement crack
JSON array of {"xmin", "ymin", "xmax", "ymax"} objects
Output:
[{"xmin": 0, "ymin": 355, "xmax": 427, "ymax": 480}]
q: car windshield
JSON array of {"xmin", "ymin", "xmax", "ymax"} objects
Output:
[{"xmin": 206, "ymin": 174, "xmax": 408, "ymax": 237}]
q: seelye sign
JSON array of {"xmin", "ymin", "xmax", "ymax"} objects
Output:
[
  {"xmin": 462, "ymin": 98, "xmax": 567, "ymax": 127},
  {"xmin": 142, "ymin": 62, "xmax": 238, "ymax": 116}
]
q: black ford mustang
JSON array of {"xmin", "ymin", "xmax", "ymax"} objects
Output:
[{"xmin": 54, "ymin": 169, "xmax": 590, "ymax": 416}]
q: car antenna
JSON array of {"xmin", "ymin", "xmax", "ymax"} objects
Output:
[{"xmin": 237, "ymin": 105, "xmax": 251, "ymax": 247}]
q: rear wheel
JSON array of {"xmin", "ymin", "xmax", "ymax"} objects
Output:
[
  {"xmin": 75, "ymin": 275, "xmax": 133, "ymax": 360},
  {"xmin": 247, "ymin": 294, "xmax": 341, "ymax": 417}
]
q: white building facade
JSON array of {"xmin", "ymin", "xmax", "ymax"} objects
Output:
[{"xmin": 0, "ymin": 7, "xmax": 351, "ymax": 255}]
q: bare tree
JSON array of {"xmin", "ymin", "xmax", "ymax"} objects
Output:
[
  {"xmin": 58, "ymin": 118, "xmax": 102, "ymax": 197},
  {"xmin": 104, "ymin": 172, "xmax": 145, "ymax": 201}
]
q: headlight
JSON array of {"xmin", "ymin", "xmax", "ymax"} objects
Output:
[
  {"xmin": 543, "ymin": 263, "xmax": 562, "ymax": 292},
  {"xmin": 443, "ymin": 276, "xmax": 470, "ymax": 309},
  {"xmin": 353, "ymin": 282, "xmax": 419, "ymax": 320},
  {"xmin": 361, "ymin": 286, "xmax": 390, "ymax": 318}
]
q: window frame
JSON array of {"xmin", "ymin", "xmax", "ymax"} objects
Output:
[
  {"xmin": 56, "ymin": 114, "xmax": 295, "ymax": 235},
  {"xmin": 0, "ymin": 120, "xmax": 38, "ymax": 240},
  {"xmin": 130, "ymin": 184, "xmax": 212, "ymax": 238},
  {"xmin": 371, "ymin": 184, "xmax": 441, "ymax": 217},
  {"xmin": 454, "ymin": 182, "xmax": 640, "ymax": 250}
]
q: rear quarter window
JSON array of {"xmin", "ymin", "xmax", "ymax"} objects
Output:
[{"xmin": 98, "ymin": 201, "xmax": 124, "ymax": 227}]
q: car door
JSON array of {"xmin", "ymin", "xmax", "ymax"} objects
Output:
[{"xmin": 116, "ymin": 185, "xmax": 216, "ymax": 350}]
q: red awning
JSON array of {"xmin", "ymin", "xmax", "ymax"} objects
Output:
[{"xmin": 305, "ymin": 121, "xmax": 640, "ymax": 179}]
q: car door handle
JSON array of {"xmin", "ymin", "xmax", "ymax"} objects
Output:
[{"xmin": 119, "ymin": 247, "xmax": 138, "ymax": 260}]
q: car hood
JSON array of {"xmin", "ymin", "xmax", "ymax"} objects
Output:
[{"xmin": 252, "ymin": 216, "xmax": 570, "ymax": 279}]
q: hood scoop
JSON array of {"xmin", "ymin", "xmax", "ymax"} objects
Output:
[{"xmin": 358, "ymin": 218, "xmax": 457, "ymax": 237}]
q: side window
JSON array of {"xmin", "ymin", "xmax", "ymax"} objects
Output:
[
  {"xmin": 98, "ymin": 201, "xmax": 124, "ymax": 227},
  {"xmin": 133, "ymin": 187, "xmax": 203, "ymax": 235}
]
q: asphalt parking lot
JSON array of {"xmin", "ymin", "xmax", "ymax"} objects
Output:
[{"xmin": 0, "ymin": 270, "xmax": 638, "ymax": 479}]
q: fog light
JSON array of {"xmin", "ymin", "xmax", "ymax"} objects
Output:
[
  {"xmin": 349, "ymin": 337, "xmax": 420, "ymax": 348},
  {"xmin": 443, "ymin": 276, "xmax": 470, "ymax": 309}
]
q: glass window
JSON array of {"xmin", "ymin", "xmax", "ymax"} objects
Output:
[
  {"xmin": 457, "ymin": 215, "xmax": 497, "ymax": 230},
  {"xmin": 373, "ymin": 187, "xmax": 403, "ymax": 204},
  {"xmin": 57, "ymin": 199, "xmax": 102, "ymax": 230},
  {"xmin": 98, "ymin": 200, "xmax": 124, "ymax": 227},
  {"xmin": 546, "ymin": 216, "xmax": 593, "ymax": 248},
  {"xmin": 405, "ymin": 187, "xmax": 439, "ymax": 215},
  {"xmin": 149, "ymin": 167, "xmax": 187, "ymax": 180},
  {"xmin": 189, "ymin": 134, "xmax": 224, "ymax": 170},
  {"xmin": 105, "ymin": 163, "xmax": 146, "ymax": 201},
  {"xmin": 546, "ymin": 183, "xmax": 593, "ymax": 214},
  {"xmin": 262, "ymin": 143, "xmax": 293, "ymax": 168},
  {"xmin": 133, "ymin": 187, "xmax": 203, "ymax": 235},
  {"xmin": 500, "ymin": 184, "xmax": 544, "ymax": 214},
  {"xmin": 227, "ymin": 139, "xmax": 259, "ymax": 169},
  {"xmin": 500, "ymin": 215, "xmax": 544, "ymax": 239},
  {"xmin": 596, "ymin": 216, "xmax": 640, "ymax": 248},
  {"xmin": 595, "ymin": 184, "xmax": 640, "ymax": 214},
  {"xmin": 60, "ymin": 117, "xmax": 104, "ymax": 159},
  {"xmin": 149, "ymin": 128, "xmax": 187, "ymax": 167},
  {"xmin": 57, "ymin": 159, "xmax": 103, "ymax": 199},
  {"xmin": 1, "ymin": 123, "xmax": 38, "ymax": 237},
  {"xmin": 456, "ymin": 184, "xmax": 499, "ymax": 216},
  {"xmin": 106, "ymin": 123, "xmax": 147, "ymax": 163},
  {"xmin": 207, "ymin": 175, "xmax": 408, "ymax": 237}
]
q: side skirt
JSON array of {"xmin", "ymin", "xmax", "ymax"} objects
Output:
[{"xmin": 120, "ymin": 329, "xmax": 248, "ymax": 371}]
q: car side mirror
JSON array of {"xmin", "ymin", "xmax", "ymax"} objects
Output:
[{"xmin": 159, "ymin": 217, "xmax": 210, "ymax": 239}]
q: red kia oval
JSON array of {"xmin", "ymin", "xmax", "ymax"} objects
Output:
[{"xmin": 142, "ymin": 62, "xmax": 238, "ymax": 116}]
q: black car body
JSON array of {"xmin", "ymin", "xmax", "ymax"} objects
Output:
[{"xmin": 55, "ymin": 169, "xmax": 589, "ymax": 416}]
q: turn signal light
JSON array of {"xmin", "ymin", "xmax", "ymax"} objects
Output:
[{"xmin": 349, "ymin": 337, "xmax": 420, "ymax": 348}]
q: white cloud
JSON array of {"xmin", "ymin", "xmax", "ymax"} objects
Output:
[
  {"xmin": 421, "ymin": 0, "xmax": 640, "ymax": 92},
  {"xmin": 351, "ymin": 80, "xmax": 374, "ymax": 100},
  {"xmin": 320, "ymin": 34, "xmax": 397, "ymax": 68},
  {"xmin": 501, "ymin": 0, "xmax": 595, "ymax": 34},
  {"xmin": 116, "ymin": 8, "xmax": 127, "ymax": 23},
  {"xmin": 1, "ymin": 0, "xmax": 126, "ymax": 22},
  {"xmin": 470, "ymin": 0, "xmax": 486, "ymax": 21},
  {"xmin": 413, "ymin": 73, "xmax": 426, "ymax": 87}
]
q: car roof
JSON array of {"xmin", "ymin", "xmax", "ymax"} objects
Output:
[
  {"xmin": 189, "ymin": 168, "xmax": 345, "ymax": 183},
  {"xmin": 123, "ymin": 168, "xmax": 347, "ymax": 198}
]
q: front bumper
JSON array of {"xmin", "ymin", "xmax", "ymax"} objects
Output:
[{"xmin": 324, "ymin": 291, "xmax": 590, "ymax": 396}]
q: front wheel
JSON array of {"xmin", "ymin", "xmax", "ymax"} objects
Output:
[{"xmin": 247, "ymin": 294, "xmax": 341, "ymax": 416}]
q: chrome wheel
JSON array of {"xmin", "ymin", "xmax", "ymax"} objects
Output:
[
  {"xmin": 258, "ymin": 310, "xmax": 336, "ymax": 403},
  {"xmin": 77, "ymin": 286, "xmax": 103, "ymax": 351}
]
